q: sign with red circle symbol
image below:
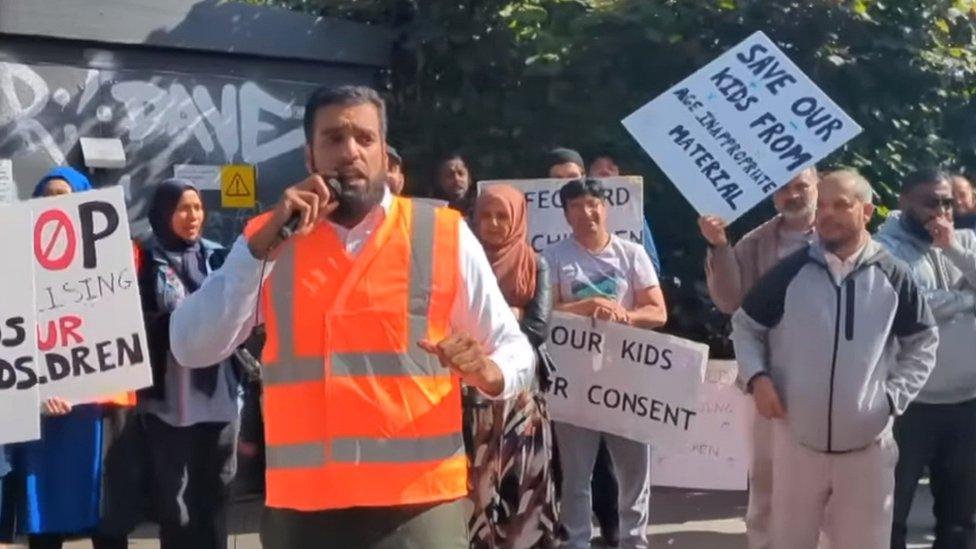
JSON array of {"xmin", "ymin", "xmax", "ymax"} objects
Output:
[
  {"xmin": 29, "ymin": 187, "xmax": 151, "ymax": 404},
  {"xmin": 33, "ymin": 209, "xmax": 77, "ymax": 271}
]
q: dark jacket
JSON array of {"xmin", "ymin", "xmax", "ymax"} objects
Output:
[
  {"xmin": 732, "ymin": 239, "xmax": 938, "ymax": 452},
  {"xmin": 521, "ymin": 254, "xmax": 552, "ymax": 348},
  {"xmin": 524, "ymin": 254, "xmax": 555, "ymax": 391},
  {"xmin": 136, "ymin": 236, "xmax": 227, "ymax": 400}
]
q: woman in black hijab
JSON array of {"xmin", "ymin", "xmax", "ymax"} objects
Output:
[{"xmin": 136, "ymin": 179, "xmax": 241, "ymax": 549}]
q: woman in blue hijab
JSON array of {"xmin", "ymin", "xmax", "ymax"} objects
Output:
[
  {"xmin": 8, "ymin": 166, "xmax": 131, "ymax": 549},
  {"xmin": 31, "ymin": 166, "xmax": 93, "ymax": 197}
]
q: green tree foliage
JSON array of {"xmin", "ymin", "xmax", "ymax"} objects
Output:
[
  {"xmin": 246, "ymin": 0, "xmax": 975, "ymax": 343},
  {"xmin": 250, "ymin": 0, "xmax": 975, "ymax": 199}
]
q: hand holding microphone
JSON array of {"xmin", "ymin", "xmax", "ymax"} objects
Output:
[
  {"xmin": 279, "ymin": 176, "xmax": 341, "ymax": 240},
  {"xmin": 247, "ymin": 174, "xmax": 340, "ymax": 260}
]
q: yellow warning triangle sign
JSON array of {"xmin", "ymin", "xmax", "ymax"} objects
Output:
[
  {"xmin": 220, "ymin": 165, "xmax": 256, "ymax": 208},
  {"xmin": 225, "ymin": 173, "xmax": 251, "ymax": 197}
]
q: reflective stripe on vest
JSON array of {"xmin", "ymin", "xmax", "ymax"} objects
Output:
[
  {"xmin": 262, "ymin": 353, "xmax": 452, "ymax": 385},
  {"xmin": 266, "ymin": 432, "xmax": 465, "ymax": 469},
  {"xmin": 264, "ymin": 201, "xmax": 461, "ymax": 470}
]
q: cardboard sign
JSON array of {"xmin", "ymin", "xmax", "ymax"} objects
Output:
[
  {"xmin": 31, "ymin": 187, "xmax": 151, "ymax": 402},
  {"xmin": 543, "ymin": 312, "xmax": 708, "ymax": 447},
  {"xmin": 0, "ymin": 205, "xmax": 41, "ymax": 443},
  {"xmin": 652, "ymin": 360, "xmax": 751, "ymax": 491},
  {"xmin": 623, "ymin": 31, "xmax": 861, "ymax": 222},
  {"xmin": 221, "ymin": 164, "xmax": 256, "ymax": 208},
  {"xmin": 479, "ymin": 177, "xmax": 644, "ymax": 253}
]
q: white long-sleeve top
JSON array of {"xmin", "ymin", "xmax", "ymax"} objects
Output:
[{"xmin": 169, "ymin": 190, "xmax": 536, "ymax": 400}]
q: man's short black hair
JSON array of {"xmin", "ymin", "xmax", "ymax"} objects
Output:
[
  {"xmin": 439, "ymin": 151, "xmax": 466, "ymax": 166},
  {"xmin": 546, "ymin": 148, "xmax": 585, "ymax": 172},
  {"xmin": 559, "ymin": 177, "xmax": 606, "ymax": 210},
  {"xmin": 902, "ymin": 168, "xmax": 951, "ymax": 196},
  {"xmin": 303, "ymin": 85, "xmax": 387, "ymax": 144}
]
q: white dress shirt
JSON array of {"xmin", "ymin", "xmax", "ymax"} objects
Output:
[{"xmin": 169, "ymin": 188, "xmax": 535, "ymax": 400}]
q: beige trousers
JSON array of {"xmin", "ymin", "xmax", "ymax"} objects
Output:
[
  {"xmin": 768, "ymin": 420, "xmax": 898, "ymax": 549},
  {"xmin": 746, "ymin": 414, "xmax": 774, "ymax": 549}
]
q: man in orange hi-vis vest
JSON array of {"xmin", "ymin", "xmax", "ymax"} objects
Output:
[{"xmin": 167, "ymin": 85, "xmax": 536, "ymax": 548}]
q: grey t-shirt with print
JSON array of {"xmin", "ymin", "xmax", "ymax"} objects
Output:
[{"xmin": 543, "ymin": 234, "xmax": 659, "ymax": 309}]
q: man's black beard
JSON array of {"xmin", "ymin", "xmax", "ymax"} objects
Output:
[
  {"xmin": 448, "ymin": 191, "xmax": 473, "ymax": 214},
  {"xmin": 901, "ymin": 213, "xmax": 934, "ymax": 242},
  {"xmin": 449, "ymin": 187, "xmax": 470, "ymax": 201},
  {"xmin": 821, "ymin": 237, "xmax": 844, "ymax": 253},
  {"xmin": 442, "ymin": 185, "xmax": 474, "ymax": 215},
  {"xmin": 331, "ymin": 177, "xmax": 386, "ymax": 227},
  {"xmin": 821, "ymin": 232, "xmax": 864, "ymax": 255}
]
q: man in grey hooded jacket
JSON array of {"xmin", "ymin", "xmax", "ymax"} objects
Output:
[
  {"xmin": 875, "ymin": 168, "xmax": 976, "ymax": 549},
  {"xmin": 733, "ymin": 170, "xmax": 938, "ymax": 548},
  {"xmin": 700, "ymin": 166, "xmax": 818, "ymax": 549}
]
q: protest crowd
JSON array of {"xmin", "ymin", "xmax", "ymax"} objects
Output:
[{"xmin": 1, "ymin": 27, "xmax": 976, "ymax": 549}]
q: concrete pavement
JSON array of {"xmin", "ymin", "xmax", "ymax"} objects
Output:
[{"xmin": 23, "ymin": 483, "xmax": 939, "ymax": 548}]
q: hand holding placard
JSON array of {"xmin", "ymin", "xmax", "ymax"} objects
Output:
[{"xmin": 698, "ymin": 216, "xmax": 729, "ymax": 248}]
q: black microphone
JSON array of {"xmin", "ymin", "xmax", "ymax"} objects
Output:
[{"xmin": 278, "ymin": 177, "xmax": 341, "ymax": 240}]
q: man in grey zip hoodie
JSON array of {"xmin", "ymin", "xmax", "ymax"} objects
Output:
[
  {"xmin": 875, "ymin": 168, "xmax": 976, "ymax": 549},
  {"xmin": 732, "ymin": 170, "xmax": 938, "ymax": 549},
  {"xmin": 700, "ymin": 166, "xmax": 818, "ymax": 549}
]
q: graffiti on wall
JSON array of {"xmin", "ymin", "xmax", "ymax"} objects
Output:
[{"xmin": 0, "ymin": 61, "xmax": 322, "ymax": 243}]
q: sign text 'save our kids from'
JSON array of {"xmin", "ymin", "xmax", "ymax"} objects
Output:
[{"xmin": 624, "ymin": 31, "xmax": 861, "ymax": 222}]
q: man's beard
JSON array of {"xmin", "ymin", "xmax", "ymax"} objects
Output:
[
  {"xmin": 331, "ymin": 175, "xmax": 386, "ymax": 227},
  {"xmin": 779, "ymin": 200, "xmax": 814, "ymax": 221},
  {"xmin": 820, "ymin": 231, "xmax": 861, "ymax": 254},
  {"xmin": 820, "ymin": 235, "xmax": 845, "ymax": 253},
  {"xmin": 901, "ymin": 212, "xmax": 934, "ymax": 242},
  {"xmin": 450, "ymin": 186, "xmax": 469, "ymax": 200}
]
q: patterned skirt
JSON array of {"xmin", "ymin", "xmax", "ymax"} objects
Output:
[{"xmin": 464, "ymin": 390, "xmax": 558, "ymax": 549}]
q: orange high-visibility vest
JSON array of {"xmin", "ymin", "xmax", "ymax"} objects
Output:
[
  {"xmin": 97, "ymin": 392, "xmax": 136, "ymax": 407},
  {"xmin": 246, "ymin": 197, "xmax": 466, "ymax": 511}
]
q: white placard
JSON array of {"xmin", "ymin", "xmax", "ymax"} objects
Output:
[
  {"xmin": 652, "ymin": 360, "xmax": 751, "ymax": 491},
  {"xmin": 543, "ymin": 312, "xmax": 708, "ymax": 447},
  {"xmin": 174, "ymin": 164, "xmax": 221, "ymax": 191},
  {"xmin": 30, "ymin": 187, "xmax": 151, "ymax": 402},
  {"xmin": 623, "ymin": 31, "xmax": 861, "ymax": 222},
  {"xmin": 0, "ymin": 204, "xmax": 41, "ymax": 443},
  {"xmin": 478, "ymin": 177, "xmax": 644, "ymax": 253},
  {"xmin": 0, "ymin": 159, "xmax": 15, "ymax": 204}
]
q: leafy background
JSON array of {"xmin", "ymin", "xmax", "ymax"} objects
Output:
[{"xmin": 243, "ymin": 0, "xmax": 976, "ymax": 352}]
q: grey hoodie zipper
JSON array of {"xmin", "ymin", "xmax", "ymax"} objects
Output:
[
  {"xmin": 827, "ymin": 283, "xmax": 842, "ymax": 452},
  {"xmin": 816, "ymin": 257, "xmax": 873, "ymax": 452}
]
